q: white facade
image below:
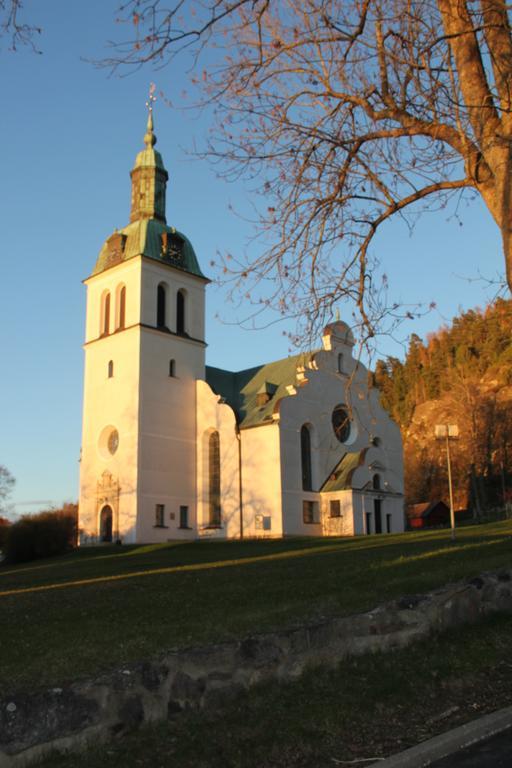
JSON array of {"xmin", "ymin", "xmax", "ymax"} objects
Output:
[{"xmin": 79, "ymin": 117, "xmax": 404, "ymax": 543}]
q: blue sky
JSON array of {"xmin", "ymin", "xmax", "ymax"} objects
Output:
[{"xmin": 0, "ymin": 1, "xmax": 505, "ymax": 516}]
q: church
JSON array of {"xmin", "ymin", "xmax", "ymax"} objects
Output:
[{"xmin": 78, "ymin": 111, "xmax": 404, "ymax": 544}]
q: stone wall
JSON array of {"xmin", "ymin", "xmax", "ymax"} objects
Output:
[{"xmin": 2, "ymin": 569, "xmax": 512, "ymax": 767}]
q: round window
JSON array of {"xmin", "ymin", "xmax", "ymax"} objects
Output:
[
  {"xmin": 107, "ymin": 429, "xmax": 119, "ymax": 455},
  {"xmin": 98, "ymin": 425, "xmax": 119, "ymax": 459},
  {"xmin": 332, "ymin": 406, "xmax": 351, "ymax": 443}
]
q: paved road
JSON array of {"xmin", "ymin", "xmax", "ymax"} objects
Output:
[{"xmin": 430, "ymin": 728, "xmax": 512, "ymax": 767}]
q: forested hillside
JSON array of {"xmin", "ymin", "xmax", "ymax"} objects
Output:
[{"xmin": 372, "ymin": 299, "xmax": 512, "ymax": 512}]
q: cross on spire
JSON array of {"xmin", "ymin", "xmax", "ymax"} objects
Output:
[
  {"xmin": 146, "ymin": 82, "xmax": 157, "ymax": 114},
  {"xmin": 143, "ymin": 83, "xmax": 157, "ymax": 149}
]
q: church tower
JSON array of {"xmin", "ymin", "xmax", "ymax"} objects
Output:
[{"xmin": 79, "ymin": 106, "xmax": 208, "ymax": 544}]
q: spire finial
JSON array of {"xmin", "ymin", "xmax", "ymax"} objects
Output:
[
  {"xmin": 144, "ymin": 82, "xmax": 157, "ymax": 148},
  {"xmin": 335, "ymin": 307, "xmax": 341, "ymax": 322}
]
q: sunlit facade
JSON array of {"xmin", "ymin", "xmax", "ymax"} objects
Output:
[{"xmin": 78, "ymin": 114, "xmax": 404, "ymax": 543}]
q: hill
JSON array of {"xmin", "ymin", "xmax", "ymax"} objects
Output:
[{"xmin": 372, "ymin": 299, "xmax": 512, "ymax": 511}]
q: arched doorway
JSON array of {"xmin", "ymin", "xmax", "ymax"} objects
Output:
[{"xmin": 100, "ymin": 505, "xmax": 113, "ymax": 543}]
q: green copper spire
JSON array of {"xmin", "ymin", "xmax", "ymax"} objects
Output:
[
  {"xmin": 91, "ymin": 89, "xmax": 207, "ymax": 281},
  {"xmin": 130, "ymin": 87, "xmax": 168, "ymax": 223},
  {"xmin": 144, "ymin": 109, "xmax": 157, "ymax": 149}
]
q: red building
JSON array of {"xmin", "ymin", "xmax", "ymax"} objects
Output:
[{"xmin": 407, "ymin": 500, "xmax": 450, "ymax": 529}]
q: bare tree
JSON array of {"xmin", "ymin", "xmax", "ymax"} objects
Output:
[
  {"xmin": 100, "ymin": 0, "xmax": 512, "ymax": 339},
  {"xmin": 0, "ymin": 465, "xmax": 15, "ymax": 516},
  {"xmin": 0, "ymin": 0, "xmax": 41, "ymax": 52}
]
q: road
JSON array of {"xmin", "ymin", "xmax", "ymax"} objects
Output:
[{"xmin": 430, "ymin": 728, "xmax": 512, "ymax": 767}]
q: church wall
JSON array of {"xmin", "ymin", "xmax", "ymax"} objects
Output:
[
  {"xmin": 84, "ymin": 259, "xmax": 142, "ymax": 344},
  {"xmin": 135, "ymin": 331, "xmax": 204, "ymax": 542},
  {"xmin": 132, "ymin": 257, "xmax": 207, "ymax": 541},
  {"xmin": 196, "ymin": 380, "xmax": 241, "ymax": 539},
  {"xmin": 240, "ymin": 424, "xmax": 283, "ymax": 537},
  {"xmin": 354, "ymin": 492, "xmax": 405, "ymax": 535},
  {"xmin": 278, "ymin": 367, "xmax": 358, "ymax": 537},
  {"xmin": 140, "ymin": 259, "xmax": 206, "ymax": 348},
  {"xmin": 79, "ymin": 323, "xmax": 141, "ymax": 544},
  {"xmin": 277, "ymin": 326, "xmax": 405, "ymax": 537},
  {"xmin": 321, "ymin": 492, "xmax": 355, "ymax": 536}
]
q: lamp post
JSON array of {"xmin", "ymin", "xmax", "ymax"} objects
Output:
[{"xmin": 435, "ymin": 424, "xmax": 459, "ymax": 541}]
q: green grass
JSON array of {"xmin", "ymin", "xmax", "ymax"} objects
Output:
[
  {"xmin": 38, "ymin": 612, "xmax": 512, "ymax": 768},
  {"xmin": 1, "ymin": 522, "xmax": 511, "ymax": 694}
]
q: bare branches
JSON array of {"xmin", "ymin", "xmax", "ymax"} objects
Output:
[
  {"xmin": 102, "ymin": 0, "xmax": 512, "ymax": 342},
  {"xmin": 0, "ymin": 0, "xmax": 41, "ymax": 52}
]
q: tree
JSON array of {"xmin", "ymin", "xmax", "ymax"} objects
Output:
[
  {"xmin": 0, "ymin": 1, "xmax": 41, "ymax": 52},
  {"xmin": 99, "ymin": 0, "xmax": 512, "ymax": 339},
  {"xmin": 0, "ymin": 465, "xmax": 15, "ymax": 516}
]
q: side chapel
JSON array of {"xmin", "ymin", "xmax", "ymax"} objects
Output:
[{"xmin": 78, "ymin": 111, "xmax": 404, "ymax": 543}]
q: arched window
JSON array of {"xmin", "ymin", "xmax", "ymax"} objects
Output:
[
  {"xmin": 101, "ymin": 292, "xmax": 111, "ymax": 336},
  {"xmin": 117, "ymin": 285, "xmax": 126, "ymax": 330},
  {"xmin": 337, "ymin": 353, "xmax": 344, "ymax": 373},
  {"xmin": 169, "ymin": 359, "xmax": 176, "ymax": 377},
  {"xmin": 373, "ymin": 474, "xmax": 381, "ymax": 490},
  {"xmin": 176, "ymin": 289, "xmax": 185, "ymax": 334},
  {"xmin": 301, "ymin": 425, "xmax": 313, "ymax": 491},
  {"xmin": 108, "ymin": 360, "xmax": 114, "ymax": 378},
  {"xmin": 208, "ymin": 431, "xmax": 221, "ymax": 526},
  {"xmin": 157, "ymin": 284, "xmax": 167, "ymax": 328}
]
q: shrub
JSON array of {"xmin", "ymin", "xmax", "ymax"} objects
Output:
[
  {"xmin": 4, "ymin": 507, "xmax": 78, "ymax": 564},
  {"xmin": 0, "ymin": 517, "xmax": 10, "ymax": 552}
]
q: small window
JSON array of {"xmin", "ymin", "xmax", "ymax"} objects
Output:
[
  {"xmin": 386, "ymin": 513, "xmax": 392, "ymax": 533},
  {"xmin": 373, "ymin": 474, "xmax": 381, "ymax": 490},
  {"xmin": 256, "ymin": 392, "xmax": 270, "ymax": 406},
  {"xmin": 108, "ymin": 360, "xmax": 114, "ymax": 378},
  {"xmin": 337, "ymin": 353, "xmax": 343, "ymax": 373},
  {"xmin": 365, "ymin": 511, "xmax": 372, "ymax": 535},
  {"xmin": 169, "ymin": 359, "xmax": 176, "ymax": 377},
  {"xmin": 179, "ymin": 505, "xmax": 189, "ymax": 529},
  {"xmin": 330, "ymin": 500, "xmax": 341, "ymax": 518},
  {"xmin": 176, "ymin": 289, "xmax": 186, "ymax": 334},
  {"xmin": 303, "ymin": 500, "xmax": 319, "ymax": 524},
  {"xmin": 155, "ymin": 504, "xmax": 166, "ymax": 527}
]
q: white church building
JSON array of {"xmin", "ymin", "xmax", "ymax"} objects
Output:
[{"xmin": 78, "ymin": 112, "xmax": 404, "ymax": 544}]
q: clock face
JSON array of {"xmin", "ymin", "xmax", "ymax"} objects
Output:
[
  {"xmin": 332, "ymin": 406, "xmax": 351, "ymax": 443},
  {"xmin": 107, "ymin": 429, "xmax": 119, "ymax": 455},
  {"xmin": 162, "ymin": 232, "xmax": 184, "ymax": 263}
]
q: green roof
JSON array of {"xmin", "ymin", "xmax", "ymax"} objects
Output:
[
  {"xmin": 320, "ymin": 450, "xmax": 366, "ymax": 492},
  {"xmin": 91, "ymin": 218, "xmax": 206, "ymax": 280},
  {"xmin": 206, "ymin": 351, "xmax": 318, "ymax": 428}
]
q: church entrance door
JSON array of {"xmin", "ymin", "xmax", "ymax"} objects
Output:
[{"xmin": 100, "ymin": 505, "xmax": 113, "ymax": 542}]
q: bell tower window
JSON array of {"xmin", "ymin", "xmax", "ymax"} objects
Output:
[
  {"xmin": 108, "ymin": 360, "xmax": 114, "ymax": 378},
  {"xmin": 101, "ymin": 292, "xmax": 111, "ymax": 336},
  {"xmin": 116, "ymin": 285, "xmax": 126, "ymax": 330},
  {"xmin": 176, "ymin": 290, "xmax": 186, "ymax": 335},
  {"xmin": 157, "ymin": 283, "xmax": 167, "ymax": 328}
]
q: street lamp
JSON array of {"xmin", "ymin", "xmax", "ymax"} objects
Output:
[{"xmin": 435, "ymin": 424, "xmax": 459, "ymax": 541}]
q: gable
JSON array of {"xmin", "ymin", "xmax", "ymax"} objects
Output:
[{"xmin": 206, "ymin": 351, "xmax": 319, "ymax": 428}]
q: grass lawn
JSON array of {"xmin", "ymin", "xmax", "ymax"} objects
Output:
[
  {"xmin": 1, "ymin": 521, "xmax": 511, "ymax": 694},
  {"xmin": 38, "ymin": 611, "xmax": 512, "ymax": 768}
]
